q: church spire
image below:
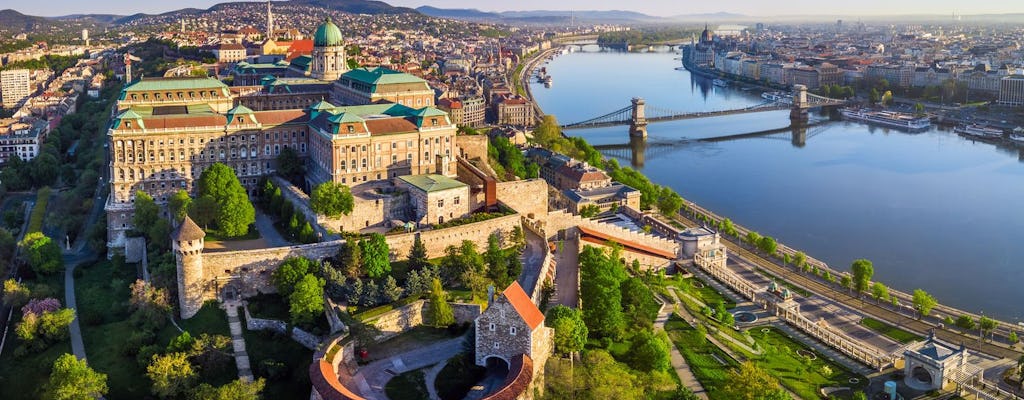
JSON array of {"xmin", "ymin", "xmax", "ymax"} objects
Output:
[{"xmin": 266, "ymin": 0, "xmax": 274, "ymax": 40}]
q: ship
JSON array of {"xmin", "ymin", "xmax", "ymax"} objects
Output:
[
  {"xmin": 543, "ymin": 75, "xmax": 552, "ymax": 88},
  {"xmin": 712, "ymin": 79, "xmax": 728, "ymax": 87},
  {"xmin": 955, "ymin": 124, "xmax": 1004, "ymax": 139},
  {"xmin": 761, "ymin": 91, "xmax": 793, "ymax": 105},
  {"xmin": 1009, "ymin": 133, "xmax": 1024, "ymax": 144},
  {"xmin": 840, "ymin": 108, "xmax": 931, "ymax": 131}
]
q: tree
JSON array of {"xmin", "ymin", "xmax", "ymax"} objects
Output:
[
  {"xmin": 579, "ymin": 204, "xmax": 601, "ymax": 218},
  {"xmin": 1009, "ymin": 331, "xmax": 1019, "ymax": 345},
  {"xmin": 129, "ymin": 279, "xmax": 171, "ymax": 313},
  {"xmin": 196, "ymin": 163, "xmax": 255, "ymax": 237},
  {"xmin": 579, "ymin": 246, "xmax": 626, "ymax": 338},
  {"xmin": 869, "ymin": 88, "xmax": 880, "ymax": 103},
  {"xmin": 188, "ymin": 194, "xmax": 218, "ymax": 229},
  {"xmin": 19, "ymin": 232, "xmax": 63, "ymax": 274},
  {"xmin": 850, "ymin": 259, "xmax": 874, "ymax": 296},
  {"xmin": 380, "ymin": 275, "xmax": 403, "ymax": 303},
  {"xmin": 359, "ymin": 233, "xmax": 391, "ymax": 279},
  {"xmin": 38, "ymin": 308, "xmax": 76, "ymax": 342},
  {"xmin": 745, "ymin": 231, "xmax": 761, "ymax": 246},
  {"xmin": 840, "ymin": 274, "xmax": 852, "ymax": 292},
  {"xmin": 272, "ymin": 257, "xmax": 316, "ymax": 297},
  {"xmin": 3, "ymin": 278, "xmax": 30, "ymax": 307},
  {"xmin": 718, "ymin": 362, "xmax": 792, "ymax": 400},
  {"xmin": 407, "ymin": 235, "xmax": 430, "ymax": 271},
  {"xmin": 484, "ymin": 234, "xmax": 511, "ymax": 288},
  {"xmin": 955, "ymin": 315, "xmax": 976, "ymax": 332},
  {"xmin": 168, "ymin": 190, "xmax": 192, "ymax": 223},
  {"xmin": 310, "ymin": 182, "xmax": 354, "ymax": 217},
  {"xmin": 133, "ymin": 191, "xmax": 160, "ymax": 238},
  {"xmin": 979, "ymin": 316, "xmax": 997, "ymax": 340},
  {"xmin": 545, "ymin": 305, "xmax": 587, "ymax": 355},
  {"xmin": 427, "ymin": 278, "xmax": 454, "ymax": 327},
  {"xmin": 146, "ymin": 352, "xmax": 195, "ymax": 398},
  {"xmin": 276, "ymin": 146, "xmax": 304, "ymax": 182},
  {"xmin": 509, "ymin": 225, "xmax": 526, "ymax": 252},
  {"xmin": 579, "ymin": 350, "xmax": 644, "ymax": 399},
  {"xmin": 656, "ymin": 187, "xmax": 684, "ymax": 216},
  {"xmin": 881, "ymin": 90, "xmax": 893, "ymax": 106},
  {"xmin": 720, "ymin": 218, "xmax": 737, "ymax": 236},
  {"xmin": 914, "ymin": 102, "xmax": 925, "ymax": 116},
  {"xmin": 871, "ymin": 282, "xmax": 889, "ymax": 304},
  {"xmin": 337, "ymin": 238, "xmax": 363, "ymax": 278},
  {"xmin": 756, "ymin": 236, "xmax": 777, "ymax": 255},
  {"xmin": 626, "ymin": 330, "xmax": 671, "ymax": 372},
  {"xmin": 289, "ymin": 274, "xmax": 325, "ymax": 326},
  {"xmin": 167, "ymin": 331, "xmax": 195, "ymax": 353},
  {"xmin": 912, "ymin": 289, "xmax": 937, "ymax": 318},
  {"xmin": 193, "ymin": 378, "xmax": 266, "ymax": 400},
  {"xmin": 44, "ymin": 353, "xmax": 108, "ymax": 400}
]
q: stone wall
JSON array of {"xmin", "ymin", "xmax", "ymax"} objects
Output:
[
  {"xmin": 496, "ymin": 179, "xmax": 548, "ymax": 218},
  {"xmin": 456, "ymin": 134, "xmax": 488, "ymax": 161},
  {"xmin": 385, "ymin": 213, "xmax": 522, "ymax": 260},
  {"xmin": 367, "ymin": 300, "xmax": 482, "ymax": 341},
  {"xmin": 545, "ymin": 210, "xmax": 679, "ymax": 255},
  {"xmin": 475, "ymin": 296, "xmax": 534, "ymax": 368}
]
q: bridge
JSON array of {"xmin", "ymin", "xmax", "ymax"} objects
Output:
[{"xmin": 561, "ymin": 85, "xmax": 848, "ymax": 139}]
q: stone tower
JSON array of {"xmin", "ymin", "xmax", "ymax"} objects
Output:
[
  {"xmin": 173, "ymin": 215, "xmax": 206, "ymax": 319},
  {"xmin": 311, "ymin": 17, "xmax": 348, "ymax": 81}
]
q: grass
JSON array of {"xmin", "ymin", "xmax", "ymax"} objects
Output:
[
  {"xmin": 242, "ymin": 325, "xmax": 314, "ymax": 400},
  {"xmin": 435, "ymin": 352, "xmax": 486, "ymax": 400},
  {"xmin": 745, "ymin": 327, "xmax": 868, "ymax": 400},
  {"xmin": 682, "ymin": 277, "xmax": 736, "ymax": 309},
  {"xmin": 860, "ymin": 317, "xmax": 923, "ymax": 344},
  {"xmin": 362, "ymin": 326, "xmax": 459, "ymax": 362},
  {"xmin": 664, "ymin": 314, "xmax": 738, "ymax": 399},
  {"xmin": 385, "ymin": 368, "xmax": 430, "ymax": 400},
  {"xmin": 0, "ymin": 331, "xmax": 72, "ymax": 400}
]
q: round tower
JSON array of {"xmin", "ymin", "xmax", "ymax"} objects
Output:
[
  {"xmin": 311, "ymin": 17, "xmax": 348, "ymax": 81},
  {"xmin": 173, "ymin": 215, "xmax": 206, "ymax": 319}
]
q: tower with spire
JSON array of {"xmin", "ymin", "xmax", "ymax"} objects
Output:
[{"xmin": 266, "ymin": 1, "xmax": 274, "ymax": 40}]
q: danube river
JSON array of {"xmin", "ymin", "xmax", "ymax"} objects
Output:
[{"xmin": 531, "ymin": 46, "xmax": 1024, "ymax": 321}]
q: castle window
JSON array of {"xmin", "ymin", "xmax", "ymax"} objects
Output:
[
  {"xmin": 437, "ymin": 199, "xmax": 444, "ymax": 208},
  {"xmin": 510, "ymin": 327, "xmax": 517, "ymax": 335},
  {"xmin": 493, "ymin": 343, "xmax": 499, "ymax": 350},
  {"xmin": 431, "ymin": 118, "xmax": 437, "ymax": 126},
  {"xmin": 489, "ymin": 323, "xmax": 495, "ymax": 331},
  {"xmin": 454, "ymin": 196, "xmax": 460, "ymax": 205},
  {"xmin": 347, "ymin": 125, "xmax": 354, "ymax": 133}
]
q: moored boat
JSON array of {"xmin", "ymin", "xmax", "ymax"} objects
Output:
[{"xmin": 840, "ymin": 108, "xmax": 931, "ymax": 131}]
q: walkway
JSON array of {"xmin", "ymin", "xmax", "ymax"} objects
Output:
[
  {"xmin": 253, "ymin": 209, "xmax": 289, "ymax": 247},
  {"xmin": 352, "ymin": 336, "xmax": 466, "ymax": 400},
  {"xmin": 771, "ymin": 322, "xmax": 876, "ymax": 377},
  {"xmin": 653, "ymin": 296, "xmax": 707, "ymax": 399},
  {"xmin": 224, "ymin": 304, "xmax": 254, "ymax": 382},
  {"xmin": 553, "ymin": 236, "xmax": 579, "ymax": 308},
  {"xmin": 64, "ymin": 259, "xmax": 87, "ymax": 361},
  {"xmin": 517, "ymin": 228, "xmax": 547, "ymax": 296},
  {"xmin": 422, "ymin": 359, "xmax": 449, "ymax": 400}
]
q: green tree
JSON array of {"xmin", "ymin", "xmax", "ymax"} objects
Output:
[
  {"xmin": 427, "ymin": 278, "xmax": 454, "ymax": 327},
  {"xmin": 656, "ymin": 187, "xmax": 684, "ymax": 216},
  {"xmin": 871, "ymin": 282, "xmax": 889, "ymax": 304},
  {"xmin": 407, "ymin": 235, "xmax": 430, "ymax": 271},
  {"xmin": 359, "ymin": 233, "xmax": 391, "ymax": 279},
  {"xmin": 840, "ymin": 274, "xmax": 852, "ymax": 292},
  {"xmin": 484, "ymin": 234, "xmax": 511, "ymax": 288},
  {"xmin": 912, "ymin": 289, "xmax": 937, "ymax": 318},
  {"xmin": 19, "ymin": 232, "xmax": 63, "ymax": 274},
  {"xmin": 579, "ymin": 246, "xmax": 626, "ymax": 338},
  {"xmin": 44, "ymin": 353, "xmax": 108, "ymax": 400},
  {"xmin": 272, "ymin": 257, "xmax": 316, "ymax": 297},
  {"xmin": 196, "ymin": 163, "xmax": 255, "ymax": 237},
  {"xmin": 337, "ymin": 238, "xmax": 363, "ymax": 278},
  {"xmin": 579, "ymin": 350, "xmax": 645, "ymax": 399},
  {"xmin": 276, "ymin": 146, "xmax": 304, "ymax": 182},
  {"xmin": 620, "ymin": 277, "xmax": 658, "ymax": 329},
  {"xmin": 955, "ymin": 315, "xmax": 976, "ymax": 331},
  {"xmin": 756, "ymin": 236, "xmax": 777, "ymax": 255},
  {"xmin": 146, "ymin": 352, "xmax": 195, "ymax": 398},
  {"xmin": 719, "ymin": 362, "xmax": 792, "ymax": 400},
  {"xmin": 881, "ymin": 90, "xmax": 893, "ymax": 106},
  {"xmin": 745, "ymin": 231, "xmax": 761, "ymax": 246},
  {"xmin": 310, "ymin": 182, "xmax": 354, "ymax": 217},
  {"xmin": 3, "ymin": 278, "xmax": 31, "ymax": 307},
  {"xmin": 38, "ymin": 308, "xmax": 76, "ymax": 342},
  {"xmin": 167, "ymin": 331, "xmax": 195, "ymax": 353},
  {"xmin": 869, "ymin": 88, "xmax": 880, "ymax": 103},
  {"xmin": 720, "ymin": 218, "xmax": 737, "ymax": 236},
  {"xmin": 793, "ymin": 251, "xmax": 807, "ymax": 271},
  {"xmin": 979, "ymin": 316, "xmax": 997, "ymax": 340},
  {"xmin": 193, "ymin": 378, "xmax": 266, "ymax": 400},
  {"xmin": 545, "ymin": 305, "xmax": 588, "ymax": 355},
  {"xmin": 914, "ymin": 102, "xmax": 925, "ymax": 116},
  {"xmin": 579, "ymin": 204, "xmax": 601, "ymax": 218},
  {"xmin": 850, "ymin": 259, "xmax": 874, "ymax": 296},
  {"xmin": 168, "ymin": 190, "xmax": 192, "ymax": 223},
  {"xmin": 188, "ymin": 194, "xmax": 218, "ymax": 229},
  {"xmin": 289, "ymin": 274, "xmax": 325, "ymax": 326},
  {"xmin": 626, "ymin": 330, "xmax": 671, "ymax": 372},
  {"xmin": 133, "ymin": 191, "xmax": 160, "ymax": 238},
  {"xmin": 1009, "ymin": 331, "xmax": 1019, "ymax": 344}
]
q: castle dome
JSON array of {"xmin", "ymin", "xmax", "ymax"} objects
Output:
[
  {"xmin": 700, "ymin": 24, "xmax": 713, "ymax": 44},
  {"xmin": 313, "ymin": 17, "xmax": 343, "ymax": 47}
]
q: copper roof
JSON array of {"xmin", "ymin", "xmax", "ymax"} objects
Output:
[
  {"xmin": 172, "ymin": 215, "xmax": 206, "ymax": 241},
  {"xmin": 502, "ymin": 282, "xmax": 544, "ymax": 330}
]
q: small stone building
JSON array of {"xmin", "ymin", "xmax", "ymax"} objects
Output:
[
  {"xmin": 395, "ymin": 174, "xmax": 470, "ymax": 225},
  {"xmin": 475, "ymin": 282, "xmax": 553, "ymax": 380},
  {"xmin": 903, "ymin": 331, "xmax": 978, "ymax": 391}
]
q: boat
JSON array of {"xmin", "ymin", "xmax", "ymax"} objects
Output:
[
  {"xmin": 712, "ymin": 79, "xmax": 728, "ymax": 87},
  {"xmin": 954, "ymin": 124, "xmax": 1003, "ymax": 138},
  {"xmin": 840, "ymin": 108, "xmax": 931, "ymax": 131},
  {"xmin": 1009, "ymin": 133, "xmax": 1024, "ymax": 144},
  {"xmin": 543, "ymin": 76, "xmax": 552, "ymax": 87},
  {"xmin": 761, "ymin": 91, "xmax": 793, "ymax": 105}
]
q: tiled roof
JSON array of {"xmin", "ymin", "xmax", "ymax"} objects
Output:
[
  {"xmin": 364, "ymin": 118, "xmax": 418, "ymax": 135},
  {"xmin": 502, "ymin": 281, "xmax": 544, "ymax": 330},
  {"xmin": 480, "ymin": 354, "xmax": 533, "ymax": 400},
  {"xmin": 342, "ymin": 67, "xmax": 427, "ymax": 85},
  {"xmin": 172, "ymin": 216, "xmax": 206, "ymax": 241},
  {"xmin": 396, "ymin": 174, "xmax": 467, "ymax": 193}
]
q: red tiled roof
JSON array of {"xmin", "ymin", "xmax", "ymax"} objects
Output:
[
  {"xmin": 481, "ymin": 354, "xmax": 533, "ymax": 400},
  {"xmin": 253, "ymin": 110, "xmax": 308, "ymax": 125},
  {"xmin": 286, "ymin": 40, "xmax": 314, "ymax": 61},
  {"xmin": 308, "ymin": 361, "xmax": 366, "ymax": 400},
  {"xmin": 136, "ymin": 115, "xmax": 228, "ymax": 130},
  {"xmin": 364, "ymin": 118, "xmax": 418, "ymax": 135},
  {"xmin": 502, "ymin": 282, "xmax": 544, "ymax": 330},
  {"xmin": 219, "ymin": 43, "xmax": 245, "ymax": 51}
]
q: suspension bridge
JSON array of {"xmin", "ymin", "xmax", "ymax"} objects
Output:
[{"xmin": 560, "ymin": 84, "xmax": 849, "ymax": 139}]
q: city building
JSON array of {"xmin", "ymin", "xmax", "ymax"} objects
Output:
[
  {"xmin": 474, "ymin": 281, "xmax": 553, "ymax": 380},
  {"xmin": 394, "ymin": 174, "xmax": 469, "ymax": 225},
  {"xmin": 691, "ymin": 25, "xmax": 716, "ymax": 67},
  {"xmin": 493, "ymin": 94, "xmax": 534, "ymax": 126},
  {"xmin": 309, "ymin": 17, "xmax": 348, "ymax": 81},
  {"xmin": 213, "ymin": 43, "xmax": 247, "ymax": 63},
  {"xmin": 998, "ymin": 75, "xmax": 1024, "ymax": 106},
  {"xmin": 333, "ymin": 67, "xmax": 434, "ymax": 107},
  {"xmin": 0, "ymin": 118, "xmax": 45, "ymax": 163},
  {"xmin": 1, "ymin": 69, "xmax": 31, "ymax": 109},
  {"xmin": 561, "ymin": 183, "xmax": 640, "ymax": 214}
]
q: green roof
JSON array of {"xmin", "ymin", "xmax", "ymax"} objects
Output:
[
  {"xmin": 327, "ymin": 112, "xmax": 364, "ymax": 124},
  {"xmin": 122, "ymin": 77, "xmax": 229, "ymax": 93},
  {"xmin": 313, "ymin": 17, "xmax": 343, "ymax": 47},
  {"xmin": 397, "ymin": 174, "xmax": 466, "ymax": 193},
  {"xmin": 342, "ymin": 67, "xmax": 427, "ymax": 86},
  {"xmin": 310, "ymin": 100, "xmax": 335, "ymax": 111}
]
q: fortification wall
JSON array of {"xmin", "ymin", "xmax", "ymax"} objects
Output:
[
  {"xmin": 456, "ymin": 134, "xmax": 489, "ymax": 161},
  {"xmin": 271, "ymin": 176, "xmax": 409, "ymax": 234},
  {"xmin": 496, "ymin": 179, "xmax": 548, "ymax": 218},
  {"xmin": 385, "ymin": 213, "xmax": 522, "ymax": 260},
  {"xmin": 368, "ymin": 300, "xmax": 481, "ymax": 341},
  {"xmin": 545, "ymin": 210, "xmax": 678, "ymax": 254}
]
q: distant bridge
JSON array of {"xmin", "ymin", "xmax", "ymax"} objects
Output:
[{"xmin": 560, "ymin": 85, "xmax": 849, "ymax": 140}]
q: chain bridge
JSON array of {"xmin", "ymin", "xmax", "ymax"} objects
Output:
[{"xmin": 560, "ymin": 85, "xmax": 849, "ymax": 139}]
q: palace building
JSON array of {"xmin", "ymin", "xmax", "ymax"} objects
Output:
[{"xmin": 105, "ymin": 19, "xmax": 456, "ymax": 252}]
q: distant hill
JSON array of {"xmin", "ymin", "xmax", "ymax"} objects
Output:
[
  {"xmin": 416, "ymin": 6, "xmax": 500, "ymax": 20},
  {"xmin": 0, "ymin": 9, "xmax": 55, "ymax": 33},
  {"xmin": 289, "ymin": 0, "xmax": 416, "ymax": 14},
  {"xmin": 415, "ymin": 7, "xmax": 659, "ymax": 22}
]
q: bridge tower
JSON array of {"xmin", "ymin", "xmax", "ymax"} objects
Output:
[
  {"xmin": 790, "ymin": 84, "xmax": 809, "ymax": 124},
  {"xmin": 630, "ymin": 97, "xmax": 648, "ymax": 139}
]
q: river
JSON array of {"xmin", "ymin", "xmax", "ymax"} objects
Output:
[{"xmin": 531, "ymin": 46, "xmax": 1024, "ymax": 322}]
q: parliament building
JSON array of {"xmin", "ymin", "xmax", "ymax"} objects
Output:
[{"xmin": 105, "ymin": 18, "xmax": 456, "ymax": 251}]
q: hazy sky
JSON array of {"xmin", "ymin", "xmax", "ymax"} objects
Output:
[{"xmin": 13, "ymin": 0, "xmax": 1024, "ymax": 17}]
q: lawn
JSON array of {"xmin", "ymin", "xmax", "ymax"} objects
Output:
[
  {"xmin": 745, "ymin": 327, "xmax": 868, "ymax": 400},
  {"xmin": 435, "ymin": 352, "xmax": 486, "ymax": 400},
  {"xmin": 242, "ymin": 324, "xmax": 314, "ymax": 400},
  {"xmin": 664, "ymin": 315, "xmax": 738, "ymax": 399},
  {"xmin": 385, "ymin": 368, "xmax": 430, "ymax": 400},
  {"xmin": 0, "ymin": 264, "xmax": 67, "ymax": 400},
  {"xmin": 860, "ymin": 317, "xmax": 923, "ymax": 344},
  {"xmin": 682, "ymin": 277, "xmax": 736, "ymax": 309}
]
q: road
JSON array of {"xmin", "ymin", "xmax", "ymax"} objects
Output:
[
  {"xmin": 674, "ymin": 212, "xmax": 1024, "ymax": 361},
  {"xmin": 553, "ymin": 236, "xmax": 580, "ymax": 308},
  {"xmin": 351, "ymin": 336, "xmax": 466, "ymax": 400},
  {"xmin": 516, "ymin": 228, "xmax": 546, "ymax": 296}
]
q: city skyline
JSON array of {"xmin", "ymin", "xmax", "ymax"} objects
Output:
[{"xmin": 12, "ymin": 0, "xmax": 1024, "ymax": 18}]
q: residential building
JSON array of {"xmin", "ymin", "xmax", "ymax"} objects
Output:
[
  {"xmin": 998, "ymin": 75, "xmax": 1024, "ymax": 106},
  {"xmin": 213, "ymin": 43, "xmax": 247, "ymax": 63},
  {"xmin": 1, "ymin": 69, "xmax": 31, "ymax": 109},
  {"xmin": 494, "ymin": 94, "xmax": 534, "ymax": 126},
  {"xmin": 0, "ymin": 118, "xmax": 44, "ymax": 163}
]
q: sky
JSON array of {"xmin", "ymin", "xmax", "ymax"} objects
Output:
[{"xmin": 10, "ymin": 0, "xmax": 1024, "ymax": 17}]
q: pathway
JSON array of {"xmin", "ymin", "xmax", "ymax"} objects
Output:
[
  {"xmin": 653, "ymin": 296, "xmax": 708, "ymax": 399},
  {"xmin": 224, "ymin": 304, "xmax": 254, "ymax": 382},
  {"xmin": 517, "ymin": 228, "xmax": 547, "ymax": 296},
  {"xmin": 553, "ymin": 236, "xmax": 579, "ymax": 308},
  {"xmin": 352, "ymin": 336, "xmax": 466, "ymax": 400},
  {"xmin": 668, "ymin": 287, "xmax": 762, "ymax": 355},
  {"xmin": 64, "ymin": 260, "xmax": 87, "ymax": 361},
  {"xmin": 422, "ymin": 359, "xmax": 449, "ymax": 400},
  {"xmin": 253, "ymin": 209, "xmax": 289, "ymax": 247}
]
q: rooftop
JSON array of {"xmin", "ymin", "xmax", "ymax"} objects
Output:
[
  {"xmin": 397, "ymin": 174, "xmax": 467, "ymax": 193},
  {"xmin": 121, "ymin": 77, "xmax": 229, "ymax": 95},
  {"xmin": 342, "ymin": 67, "xmax": 427, "ymax": 86},
  {"xmin": 501, "ymin": 282, "xmax": 544, "ymax": 330}
]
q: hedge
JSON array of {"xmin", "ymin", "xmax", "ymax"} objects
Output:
[{"xmin": 26, "ymin": 186, "xmax": 51, "ymax": 234}]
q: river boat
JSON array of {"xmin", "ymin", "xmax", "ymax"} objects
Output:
[
  {"xmin": 543, "ymin": 76, "xmax": 552, "ymax": 87},
  {"xmin": 840, "ymin": 108, "xmax": 931, "ymax": 131},
  {"xmin": 761, "ymin": 91, "xmax": 792, "ymax": 105},
  {"xmin": 1009, "ymin": 133, "xmax": 1024, "ymax": 144},
  {"xmin": 954, "ymin": 124, "xmax": 1004, "ymax": 139},
  {"xmin": 712, "ymin": 79, "xmax": 728, "ymax": 87}
]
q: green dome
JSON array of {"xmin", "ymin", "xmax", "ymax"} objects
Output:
[{"xmin": 313, "ymin": 17, "xmax": 343, "ymax": 47}]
